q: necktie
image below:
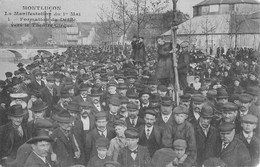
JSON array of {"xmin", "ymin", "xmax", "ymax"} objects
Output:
[
  {"xmin": 130, "ymin": 149, "xmax": 138, "ymax": 160},
  {"xmin": 246, "ymin": 135, "xmax": 252, "ymax": 143},
  {"xmin": 164, "ymin": 116, "xmax": 168, "ymax": 122},
  {"xmin": 45, "ymin": 160, "xmax": 51, "ymax": 167},
  {"xmin": 99, "ymin": 131, "xmax": 105, "ymax": 137},
  {"xmin": 131, "ymin": 119, "xmax": 135, "ymax": 127},
  {"xmin": 222, "ymin": 142, "xmax": 228, "ymax": 151},
  {"xmin": 16, "ymin": 126, "xmax": 23, "ymax": 137},
  {"xmin": 146, "ymin": 128, "xmax": 150, "ymax": 139}
]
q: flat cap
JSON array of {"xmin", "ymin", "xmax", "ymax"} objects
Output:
[
  {"xmin": 125, "ymin": 128, "xmax": 139, "ymax": 139},
  {"xmin": 95, "ymin": 112, "xmax": 107, "ymax": 120},
  {"xmin": 246, "ymin": 86, "xmax": 259, "ymax": 97},
  {"xmin": 173, "ymin": 105, "xmax": 189, "ymax": 115},
  {"xmin": 242, "ymin": 114, "xmax": 258, "ymax": 124},
  {"xmin": 120, "ymin": 96, "xmax": 129, "ymax": 104},
  {"xmin": 219, "ymin": 122, "xmax": 235, "ymax": 132},
  {"xmin": 173, "ymin": 139, "xmax": 187, "ymax": 149},
  {"xmin": 158, "ymin": 85, "xmax": 168, "ymax": 92},
  {"xmin": 96, "ymin": 137, "xmax": 110, "ymax": 148},
  {"xmin": 127, "ymin": 102, "xmax": 138, "ymax": 111},
  {"xmin": 145, "ymin": 109, "xmax": 157, "ymax": 117},
  {"xmin": 117, "ymin": 83, "xmax": 128, "ymax": 90},
  {"xmin": 239, "ymin": 94, "xmax": 253, "ymax": 103},
  {"xmin": 221, "ymin": 102, "xmax": 238, "ymax": 112},
  {"xmin": 104, "ymin": 161, "xmax": 121, "ymax": 167},
  {"xmin": 110, "ymin": 97, "xmax": 121, "ymax": 106},
  {"xmin": 107, "ymin": 80, "xmax": 117, "ymax": 87},
  {"xmin": 161, "ymin": 96, "xmax": 173, "ymax": 106},
  {"xmin": 191, "ymin": 94, "xmax": 207, "ymax": 104},
  {"xmin": 34, "ymin": 118, "xmax": 53, "ymax": 129},
  {"xmin": 180, "ymin": 94, "xmax": 191, "ymax": 101},
  {"xmin": 114, "ymin": 119, "xmax": 127, "ymax": 127}
]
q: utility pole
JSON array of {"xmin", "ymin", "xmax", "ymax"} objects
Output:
[{"xmin": 171, "ymin": 0, "xmax": 180, "ymax": 105}]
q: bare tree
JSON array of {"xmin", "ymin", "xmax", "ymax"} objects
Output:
[
  {"xmin": 201, "ymin": 15, "xmax": 216, "ymax": 55},
  {"xmin": 180, "ymin": 19, "xmax": 196, "ymax": 46}
]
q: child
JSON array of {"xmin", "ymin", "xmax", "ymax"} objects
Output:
[
  {"xmin": 166, "ymin": 139, "xmax": 188, "ymax": 167},
  {"xmin": 162, "ymin": 105, "xmax": 196, "ymax": 167},
  {"xmin": 87, "ymin": 137, "xmax": 111, "ymax": 167}
]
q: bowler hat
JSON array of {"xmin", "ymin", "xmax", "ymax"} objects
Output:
[
  {"xmin": 52, "ymin": 110, "xmax": 75, "ymax": 123},
  {"xmin": 65, "ymin": 102, "xmax": 80, "ymax": 112},
  {"xmin": 34, "ymin": 118, "xmax": 53, "ymax": 129},
  {"xmin": 192, "ymin": 94, "xmax": 207, "ymax": 104},
  {"xmin": 158, "ymin": 85, "xmax": 168, "ymax": 92},
  {"xmin": 31, "ymin": 100, "xmax": 48, "ymax": 112},
  {"xmin": 139, "ymin": 87, "xmax": 151, "ymax": 97},
  {"xmin": 5, "ymin": 72, "xmax": 12, "ymax": 77},
  {"xmin": 17, "ymin": 63, "xmax": 24, "ymax": 67},
  {"xmin": 218, "ymin": 122, "xmax": 235, "ymax": 132},
  {"xmin": 114, "ymin": 119, "xmax": 127, "ymax": 127},
  {"xmin": 126, "ymin": 90, "xmax": 138, "ymax": 99},
  {"xmin": 125, "ymin": 128, "xmax": 139, "ymax": 139},
  {"xmin": 89, "ymin": 87, "xmax": 103, "ymax": 97},
  {"xmin": 216, "ymin": 88, "xmax": 229, "ymax": 99},
  {"xmin": 161, "ymin": 96, "xmax": 174, "ymax": 106},
  {"xmin": 180, "ymin": 94, "xmax": 191, "ymax": 102},
  {"xmin": 200, "ymin": 104, "xmax": 214, "ymax": 118},
  {"xmin": 78, "ymin": 83, "xmax": 92, "ymax": 91},
  {"xmin": 7, "ymin": 104, "xmax": 27, "ymax": 117},
  {"xmin": 117, "ymin": 83, "xmax": 128, "ymax": 90},
  {"xmin": 242, "ymin": 114, "xmax": 258, "ymax": 124},
  {"xmin": 110, "ymin": 97, "xmax": 121, "ymax": 106},
  {"xmin": 127, "ymin": 102, "xmax": 138, "ymax": 111},
  {"xmin": 173, "ymin": 105, "xmax": 189, "ymax": 115},
  {"xmin": 96, "ymin": 137, "xmax": 110, "ymax": 148},
  {"xmin": 27, "ymin": 129, "xmax": 53, "ymax": 144}
]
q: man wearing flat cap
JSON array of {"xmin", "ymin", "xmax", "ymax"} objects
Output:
[
  {"xmin": 125, "ymin": 102, "xmax": 145, "ymax": 129},
  {"xmin": 238, "ymin": 93, "xmax": 254, "ymax": 118},
  {"xmin": 235, "ymin": 114, "xmax": 260, "ymax": 166},
  {"xmin": 194, "ymin": 104, "xmax": 221, "ymax": 166},
  {"xmin": 118, "ymin": 128, "xmax": 151, "ymax": 167},
  {"xmin": 217, "ymin": 122, "xmax": 251, "ymax": 167},
  {"xmin": 138, "ymin": 109, "xmax": 163, "ymax": 157}
]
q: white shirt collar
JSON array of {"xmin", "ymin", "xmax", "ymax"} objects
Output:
[
  {"xmin": 243, "ymin": 131, "xmax": 253, "ymax": 139},
  {"xmin": 145, "ymin": 125, "xmax": 153, "ymax": 132},
  {"xmin": 33, "ymin": 151, "xmax": 47, "ymax": 163}
]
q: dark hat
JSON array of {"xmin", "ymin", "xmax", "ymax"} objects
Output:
[
  {"xmin": 110, "ymin": 97, "xmax": 121, "ymax": 106},
  {"xmin": 120, "ymin": 96, "xmax": 129, "ymax": 104},
  {"xmin": 60, "ymin": 87, "xmax": 73, "ymax": 98},
  {"xmin": 89, "ymin": 87, "xmax": 103, "ymax": 97},
  {"xmin": 33, "ymin": 70, "xmax": 42, "ymax": 76},
  {"xmin": 239, "ymin": 94, "xmax": 253, "ymax": 103},
  {"xmin": 52, "ymin": 110, "xmax": 75, "ymax": 123},
  {"xmin": 180, "ymin": 94, "xmax": 191, "ymax": 102},
  {"xmin": 147, "ymin": 78, "xmax": 158, "ymax": 85},
  {"xmin": 127, "ymin": 102, "xmax": 138, "ymax": 111},
  {"xmin": 31, "ymin": 100, "xmax": 48, "ymax": 112},
  {"xmin": 27, "ymin": 129, "xmax": 53, "ymax": 144},
  {"xmin": 126, "ymin": 74, "xmax": 137, "ymax": 79},
  {"xmin": 199, "ymin": 85, "xmax": 208, "ymax": 92},
  {"xmin": 65, "ymin": 102, "xmax": 80, "ymax": 112},
  {"xmin": 150, "ymin": 93, "xmax": 161, "ymax": 103},
  {"xmin": 12, "ymin": 78, "xmax": 21, "ymax": 86},
  {"xmin": 158, "ymin": 85, "xmax": 168, "ymax": 92},
  {"xmin": 218, "ymin": 122, "xmax": 235, "ymax": 132},
  {"xmin": 95, "ymin": 112, "xmax": 108, "ymax": 120},
  {"xmin": 5, "ymin": 72, "xmax": 12, "ymax": 77},
  {"xmin": 126, "ymin": 90, "xmax": 138, "ymax": 99},
  {"xmin": 233, "ymin": 77, "xmax": 241, "ymax": 82},
  {"xmin": 46, "ymin": 75, "xmax": 55, "ymax": 82},
  {"xmin": 117, "ymin": 83, "xmax": 128, "ymax": 90},
  {"xmin": 145, "ymin": 109, "xmax": 157, "ymax": 117},
  {"xmin": 200, "ymin": 104, "xmax": 214, "ymax": 118},
  {"xmin": 0, "ymin": 80, "xmax": 6, "ymax": 88},
  {"xmin": 104, "ymin": 161, "xmax": 121, "ymax": 167},
  {"xmin": 221, "ymin": 102, "xmax": 238, "ymax": 112},
  {"xmin": 206, "ymin": 89, "xmax": 217, "ymax": 98},
  {"xmin": 34, "ymin": 118, "xmax": 53, "ymax": 129},
  {"xmin": 173, "ymin": 105, "xmax": 189, "ymax": 115},
  {"xmin": 242, "ymin": 114, "xmax": 258, "ymax": 124},
  {"xmin": 7, "ymin": 104, "xmax": 27, "ymax": 117},
  {"xmin": 246, "ymin": 86, "xmax": 259, "ymax": 97},
  {"xmin": 115, "ymin": 74, "xmax": 126, "ymax": 80},
  {"xmin": 125, "ymin": 128, "xmax": 139, "ymax": 139},
  {"xmin": 70, "ymin": 71, "xmax": 78, "ymax": 76},
  {"xmin": 173, "ymin": 139, "xmax": 187, "ymax": 149},
  {"xmin": 229, "ymin": 93, "xmax": 240, "ymax": 102},
  {"xmin": 180, "ymin": 41, "xmax": 189, "ymax": 48},
  {"xmin": 191, "ymin": 94, "xmax": 207, "ymax": 104},
  {"xmin": 203, "ymin": 157, "xmax": 226, "ymax": 167},
  {"xmin": 216, "ymin": 88, "xmax": 229, "ymax": 99},
  {"xmin": 107, "ymin": 80, "xmax": 117, "ymax": 87},
  {"xmin": 114, "ymin": 119, "xmax": 127, "ymax": 127},
  {"xmin": 96, "ymin": 137, "xmax": 110, "ymax": 148},
  {"xmin": 17, "ymin": 63, "xmax": 24, "ymax": 67},
  {"xmin": 63, "ymin": 77, "xmax": 74, "ymax": 85},
  {"xmin": 81, "ymin": 73, "xmax": 91, "ymax": 81},
  {"xmin": 161, "ymin": 96, "xmax": 173, "ymax": 106},
  {"xmin": 78, "ymin": 83, "xmax": 92, "ymax": 91},
  {"xmin": 139, "ymin": 87, "xmax": 151, "ymax": 97}
]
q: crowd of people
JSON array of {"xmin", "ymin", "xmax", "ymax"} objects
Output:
[{"xmin": 0, "ymin": 37, "xmax": 259, "ymax": 167}]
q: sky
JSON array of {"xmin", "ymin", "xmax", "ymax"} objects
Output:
[{"xmin": 0, "ymin": 0, "xmax": 202, "ymax": 24}]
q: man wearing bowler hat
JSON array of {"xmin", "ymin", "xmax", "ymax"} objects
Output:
[
  {"xmin": 72, "ymin": 82, "xmax": 93, "ymax": 105},
  {"xmin": 217, "ymin": 122, "xmax": 251, "ymax": 167},
  {"xmin": 0, "ymin": 104, "xmax": 28, "ymax": 163},
  {"xmin": 24, "ymin": 129, "xmax": 54, "ymax": 167},
  {"xmin": 125, "ymin": 102, "xmax": 145, "ymax": 129},
  {"xmin": 194, "ymin": 104, "xmax": 221, "ymax": 166},
  {"xmin": 139, "ymin": 87, "xmax": 151, "ymax": 119},
  {"xmin": 89, "ymin": 87, "xmax": 104, "ymax": 113}
]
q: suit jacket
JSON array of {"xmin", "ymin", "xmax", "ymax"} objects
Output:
[
  {"xmin": 40, "ymin": 87, "xmax": 58, "ymax": 117},
  {"xmin": 71, "ymin": 95, "xmax": 93, "ymax": 105},
  {"xmin": 155, "ymin": 113, "xmax": 174, "ymax": 128},
  {"xmin": 195, "ymin": 124, "xmax": 221, "ymax": 166},
  {"xmin": 24, "ymin": 152, "xmax": 52, "ymax": 167},
  {"xmin": 118, "ymin": 145, "xmax": 151, "ymax": 167},
  {"xmin": 31, "ymin": 80, "xmax": 45, "ymax": 92},
  {"xmin": 138, "ymin": 125, "xmax": 163, "ymax": 157},
  {"xmin": 0, "ymin": 122, "xmax": 28, "ymax": 159},
  {"xmin": 138, "ymin": 104, "xmax": 150, "ymax": 119},
  {"xmin": 126, "ymin": 117, "xmax": 145, "ymax": 129},
  {"xmin": 7, "ymin": 143, "xmax": 32, "ymax": 167},
  {"xmin": 235, "ymin": 132, "xmax": 260, "ymax": 167},
  {"xmin": 85, "ymin": 127, "xmax": 116, "ymax": 162},
  {"xmin": 51, "ymin": 128, "xmax": 77, "ymax": 167},
  {"xmin": 217, "ymin": 137, "xmax": 251, "ymax": 167}
]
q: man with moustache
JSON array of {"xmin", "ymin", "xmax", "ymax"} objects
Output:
[
  {"xmin": 89, "ymin": 87, "xmax": 104, "ymax": 113},
  {"xmin": 138, "ymin": 87, "xmax": 151, "ymax": 119},
  {"xmin": 138, "ymin": 109, "xmax": 163, "ymax": 157},
  {"xmin": 125, "ymin": 102, "xmax": 145, "ymax": 129},
  {"xmin": 72, "ymin": 82, "xmax": 93, "ymax": 104}
]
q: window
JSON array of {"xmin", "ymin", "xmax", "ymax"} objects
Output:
[{"xmin": 209, "ymin": 5, "xmax": 219, "ymax": 13}]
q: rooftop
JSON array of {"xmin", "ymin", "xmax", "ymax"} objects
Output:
[{"xmin": 194, "ymin": 0, "xmax": 260, "ymax": 7}]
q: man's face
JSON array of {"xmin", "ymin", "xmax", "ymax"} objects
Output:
[
  {"xmin": 234, "ymin": 81, "xmax": 240, "ymax": 86},
  {"xmin": 217, "ymin": 98, "xmax": 228, "ymax": 105},
  {"xmin": 129, "ymin": 78, "xmax": 135, "ymax": 84},
  {"xmin": 199, "ymin": 117, "xmax": 212, "ymax": 129},
  {"xmin": 32, "ymin": 141, "xmax": 51, "ymax": 157},
  {"xmin": 192, "ymin": 102, "xmax": 203, "ymax": 113},
  {"xmin": 80, "ymin": 90, "xmax": 89, "ymax": 97},
  {"xmin": 128, "ymin": 110, "xmax": 139, "ymax": 119},
  {"xmin": 174, "ymin": 148, "xmax": 186, "ymax": 159},
  {"xmin": 109, "ymin": 104, "xmax": 120, "ymax": 114},
  {"xmin": 97, "ymin": 147, "xmax": 108, "ymax": 158},
  {"xmin": 36, "ymin": 75, "xmax": 41, "ymax": 80},
  {"xmin": 0, "ymin": 87, "xmax": 3, "ymax": 92},
  {"xmin": 118, "ymin": 89, "xmax": 127, "ymax": 96},
  {"xmin": 141, "ymin": 94, "xmax": 150, "ymax": 104},
  {"xmin": 149, "ymin": 85, "xmax": 157, "ymax": 92},
  {"xmin": 33, "ymin": 111, "xmax": 45, "ymax": 120},
  {"xmin": 108, "ymin": 86, "xmax": 116, "ymax": 94},
  {"xmin": 96, "ymin": 118, "xmax": 107, "ymax": 131},
  {"xmin": 115, "ymin": 125, "xmax": 126, "ymax": 137},
  {"xmin": 144, "ymin": 114, "xmax": 156, "ymax": 127},
  {"xmin": 60, "ymin": 122, "xmax": 73, "ymax": 131},
  {"xmin": 46, "ymin": 81, "xmax": 54, "ymax": 88},
  {"xmin": 68, "ymin": 110, "xmax": 78, "ymax": 119},
  {"xmin": 174, "ymin": 114, "xmax": 187, "ymax": 125},
  {"xmin": 157, "ymin": 38, "xmax": 164, "ymax": 45},
  {"xmin": 158, "ymin": 90, "xmax": 167, "ymax": 97},
  {"xmin": 222, "ymin": 111, "xmax": 237, "ymax": 123},
  {"xmin": 10, "ymin": 116, "xmax": 23, "ymax": 127},
  {"xmin": 220, "ymin": 130, "xmax": 235, "ymax": 143},
  {"xmin": 91, "ymin": 96, "xmax": 100, "ymax": 104},
  {"xmin": 241, "ymin": 122, "xmax": 256, "ymax": 133},
  {"xmin": 161, "ymin": 105, "xmax": 172, "ymax": 115},
  {"xmin": 126, "ymin": 138, "xmax": 139, "ymax": 149},
  {"xmin": 249, "ymin": 75, "xmax": 256, "ymax": 80}
]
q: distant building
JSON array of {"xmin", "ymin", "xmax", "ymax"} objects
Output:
[{"xmin": 161, "ymin": 0, "xmax": 260, "ymax": 52}]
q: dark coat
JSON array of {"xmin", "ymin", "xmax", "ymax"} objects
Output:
[
  {"xmin": 0, "ymin": 122, "xmax": 28, "ymax": 160},
  {"xmin": 24, "ymin": 152, "xmax": 52, "ymax": 167},
  {"xmin": 71, "ymin": 95, "xmax": 93, "ymax": 105},
  {"xmin": 155, "ymin": 42, "xmax": 173, "ymax": 79},
  {"xmin": 125, "ymin": 117, "xmax": 145, "ymax": 129},
  {"xmin": 235, "ymin": 132, "xmax": 260, "ymax": 167},
  {"xmin": 51, "ymin": 128, "xmax": 77, "ymax": 167},
  {"xmin": 85, "ymin": 127, "xmax": 116, "ymax": 162},
  {"xmin": 162, "ymin": 120, "xmax": 197, "ymax": 167},
  {"xmin": 31, "ymin": 80, "xmax": 45, "ymax": 92},
  {"xmin": 134, "ymin": 41, "xmax": 146, "ymax": 63},
  {"xmin": 7, "ymin": 143, "xmax": 32, "ymax": 167},
  {"xmin": 40, "ymin": 87, "xmax": 58, "ymax": 117},
  {"xmin": 118, "ymin": 145, "xmax": 151, "ymax": 167},
  {"xmin": 87, "ymin": 155, "xmax": 111, "ymax": 167},
  {"xmin": 178, "ymin": 51, "xmax": 190, "ymax": 74},
  {"xmin": 217, "ymin": 137, "xmax": 251, "ymax": 167},
  {"xmin": 138, "ymin": 125, "xmax": 163, "ymax": 157},
  {"xmin": 155, "ymin": 113, "xmax": 174, "ymax": 128},
  {"xmin": 194, "ymin": 124, "xmax": 221, "ymax": 166}
]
